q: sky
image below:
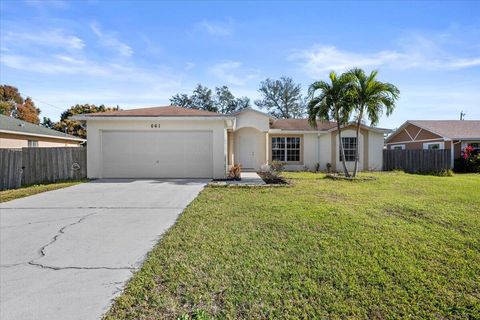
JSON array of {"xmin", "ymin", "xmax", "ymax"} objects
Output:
[{"xmin": 0, "ymin": 0, "xmax": 479, "ymax": 129}]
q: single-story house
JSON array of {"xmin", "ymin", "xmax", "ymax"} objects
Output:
[
  {"xmin": 0, "ymin": 114, "xmax": 85, "ymax": 148},
  {"xmin": 73, "ymin": 106, "xmax": 390, "ymax": 179},
  {"xmin": 385, "ymin": 120, "xmax": 480, "ymax": 165}
]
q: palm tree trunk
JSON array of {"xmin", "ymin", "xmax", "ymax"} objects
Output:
[
  {"xmin": 352, "ymin": 111, "xmax": 363, "ymax": 177},
  {"xmin": 337, "ymin": 122, "xmax": 350, "ymax": 177}
]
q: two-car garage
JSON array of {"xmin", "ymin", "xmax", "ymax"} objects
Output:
[
  {"xmin": 75, "ymin": 106, "xmax": 231, "ymax": 179},
  {"xmin": 101, "ymin": 131, "xmax": 214, "ymax": 178}
]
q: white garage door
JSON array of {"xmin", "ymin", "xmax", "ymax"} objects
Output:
[{"xmin": 101, "ymin": 131, "xmax": 213, "ymax": 178}]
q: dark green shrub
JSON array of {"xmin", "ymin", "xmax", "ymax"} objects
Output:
[{"xmin": 454, "ymin": 155, "xmax": 480, "ymax": 173}]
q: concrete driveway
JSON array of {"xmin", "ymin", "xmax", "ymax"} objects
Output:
[{"xmin": 0, "ymin": 179, "xmax": 208, "ymax": 320}]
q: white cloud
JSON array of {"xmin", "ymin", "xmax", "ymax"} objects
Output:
[
  {"xmin": 291, "ymin": 34, "xmax": 480, "ymax": 77},
  {"xmin": 0, "ymin": 53, "xmax": 180, "ymax": 86},
  {"xmin": 209, "ymin": 61, "xmax": 260, "ymax": 86},
  {"xmin": 2, "ymin": 29, "xmax": 84, "ymax": 50},
  {"xmin": 199, "ymin": 19, "xmax": 233, "ymax": 36},
  {"xmin": 184, "ymin": 62, "xmax": 196, "ymax": 71},
  {"xmin": 90, "ymin": 22, "xmax": 133, "ymax": 57}
]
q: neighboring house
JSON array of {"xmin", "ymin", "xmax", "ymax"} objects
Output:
[
  {"xmin": 385, "ymin": 120, "xmax": 480, "ymax": 166},
  {"xmin": 0, "ymin": 114, "xmax": 85, "ymax": 148},
  {"xmin": 73, "ymin": 106, "xmax": 390, "ymax": 179}
]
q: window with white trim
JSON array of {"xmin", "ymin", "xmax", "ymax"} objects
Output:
[
  {"xmin": 391, "ymin": 144, "xmax": 405, "ymax": 150},
  {"xmin": 423, "ymin": 142, "xmax": 444, "ymax": 150},
  {"xmin": 340, "ymin": 137, "xmax": 357, "ymax": 162},
  {"xmin": 27, "ymin": 140, "xmax": 38, "ymax": 147},
  {"xmin": 271, "ymin": 137, "xmax": 300, "ymax": 162}
]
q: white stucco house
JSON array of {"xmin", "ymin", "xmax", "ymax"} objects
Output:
[{"xmin": 73, "ymin": 106, "xmax": 389, "ymax": 179}]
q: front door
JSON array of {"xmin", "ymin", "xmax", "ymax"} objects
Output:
[{"xmin": 238, "ymin": 135, "xmax": 256, "ymax": 169}]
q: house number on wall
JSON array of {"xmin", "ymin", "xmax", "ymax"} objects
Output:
[{"xmin": 150, "ymin": 124, "xmax": 161, "ymax": 128}]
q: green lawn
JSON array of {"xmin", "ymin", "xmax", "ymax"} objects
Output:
[
  {"xmin": 0, "ymin": 180, "xmax": 85, "ymax": 203},
  {"xmin": 106, "ymin": 172, "xmax": 480, "ymax": 320}
]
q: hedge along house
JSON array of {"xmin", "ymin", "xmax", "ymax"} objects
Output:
[
  {"xmin": 73, "ymin": 106, "xmax": 389, "ymax": 179},
  {"xmin": 385, "ymin": 120, "xmax": 480, "ymax": 168}
]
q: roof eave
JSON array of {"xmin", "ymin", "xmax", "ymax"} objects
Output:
[
  {"xmin": 0, "ymin": 129, "xmax": 86, "ymax": 142},
  {"xmin": 71, "ymin": 115, "xmax": 235, "ymax": 121},
  {"xmin": 327, "ymin": 123, "xmax": 392, "ymax": 134},
  {"xmin": 268, "ymin": 129, "xmax": 329, "ymax": 134}
]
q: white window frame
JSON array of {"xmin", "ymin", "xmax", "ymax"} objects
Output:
[
  {"xmin": 391, "ymin": 144, "xmax": 405, "ymax": 150},
  {"xmin": 271, "ymin": 136, "xmax": 301, "ymax": 163},
  {"xmin": 27, "ymin": 140, "xmax": 38, "ymax": 147},
  {"xmin": 423, "ymin": 142, "xmax": 444, "ymax": 150},
  {"xmin": 340, "ymin": 137, "xmax": 357, "ymax": 162}
]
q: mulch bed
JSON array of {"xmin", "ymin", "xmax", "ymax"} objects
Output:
[{"xmin": 257, "ymin": 172, "xmax": 289, "ymax": 185}]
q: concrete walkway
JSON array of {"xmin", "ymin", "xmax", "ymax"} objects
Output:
[
  {"xmin": 210, "ymin": 172, "xmax": 266, "ymax": 186},
  {"xmin": 0, "ymin": 179, "xmax": 208, "ymax": 320},
  {"xmin": 237, "ymin": 172, "xmax": 266, "ymax": 185}
]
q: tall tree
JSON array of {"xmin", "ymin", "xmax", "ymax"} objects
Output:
[
  {"xmin": 235, "ymin": 96, "xmax": 251, "ymax": 110},
  {"xmin": 0, "ymin": 85, "xmax": 42, "ymax": 124},
  {"xmin": 308, "ymin": 72, "xmax": 353, "ymax": 177},
  {"xmin": 170, "ymin": 84, "xmax": 249, "ymax": 113},
  {"xmin": 54, "ymin": 104, "xmax": 116, "ymax": 138},
  {"xmin": 170, "ymin": 93, "xmax": 191, "ymax": 108},
  {"xmin": 41, "ymin": 117, "xmax": 55, "ymax": 129},
  {"xmin": 16, "ymin": 97, "xmax": 41, "ymax": 124},
  {"xmin": 0, "ymin": 85, "xmax": 24, "ymax": 116},
  {"xmin": 190, "ymin": 84, "xmax": 215, "ymax": 111},
  {"xmin": 346, "ymin": 68, "xmax": 399, "ymax": 176},
  {"xmin": 255, "ymin": 76, "xmax": 305, "ymax": 119},
  {"xmin": 214, "ymin": 86, "xmax": 250, "ymax": 114}
]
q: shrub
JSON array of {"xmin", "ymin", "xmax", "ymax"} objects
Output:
[
  {"xmin": 269, "ymin": 160, "xmax": 285, "ymax": 173},
  {"xmin": 428, "ymin": 169, "xmax": 454, "ymax": 177},
  {"xmin": 454, "ymin": 146, "xmax": 480, "ymax": 173},
  {"xmin": 326, "ymin": 162, "xmax": 332, "ymax": 173},
  {"xmin": 228, "ymin": 164, "xmax": 242, "ymax": 180}
]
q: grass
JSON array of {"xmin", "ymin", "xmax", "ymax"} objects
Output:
[
  {"xmin": 0, "ymin": 180, "xmax": 86, "ymax": 203},
  {"xmin": 105, "ymin": 172, "xmax": 480, "ymax": 319}
]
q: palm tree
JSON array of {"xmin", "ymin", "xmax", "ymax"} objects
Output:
[
  {"xmin": 308, "ymin": 71, "xmax": 353, "ymax": 177},
  {"xmin": 346, "ymin": 68, "xmax": 399, "ymax": 176}
]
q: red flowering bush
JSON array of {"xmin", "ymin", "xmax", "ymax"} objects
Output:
[
  {"xmin": 455, "ymin": 145, "xmax": 480, "ymax": 173},
  {"xmin": 462, "ymin": 145, "xmax": 475, "ymax": 159}
]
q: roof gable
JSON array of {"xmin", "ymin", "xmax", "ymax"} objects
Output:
[
  {"xmin": 409, "ymin": 120, "xmax": 480, "ymax": 139},
  {"xmin": 386, "ymin": 120, "xmax": 480, "ymax": 142},
  {"xmin": 230, "ymin": 107, "xmax": 274, "ymax": 119}
]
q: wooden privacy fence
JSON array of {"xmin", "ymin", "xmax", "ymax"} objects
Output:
[
  {"xmin": 0, "ymin": 147, "xmax": 87, "ymax": 190},
  {"xmin": 383, "ymin": 149, "xmax": 451, "ymax": 173}
]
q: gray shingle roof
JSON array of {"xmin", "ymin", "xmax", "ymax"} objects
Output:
[
  {"xmin": 408, "ymin": 120, "xmax": 480, "ymax": 139},
  {"xmin": 0, "ymin": 115, "xmax": 84, "ymax": 141}
]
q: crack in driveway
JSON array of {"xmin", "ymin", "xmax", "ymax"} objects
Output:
[
  {"xmin": 23, "ymin": 210, "xmax": 134, "ymax": 271},
  {"xmin": 27, "ymin": 261, "xmax": 135, "ymax": 271},
  {"xmin": 0, "ymin": 215, "xmax": 90, "ymax": 230}
]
